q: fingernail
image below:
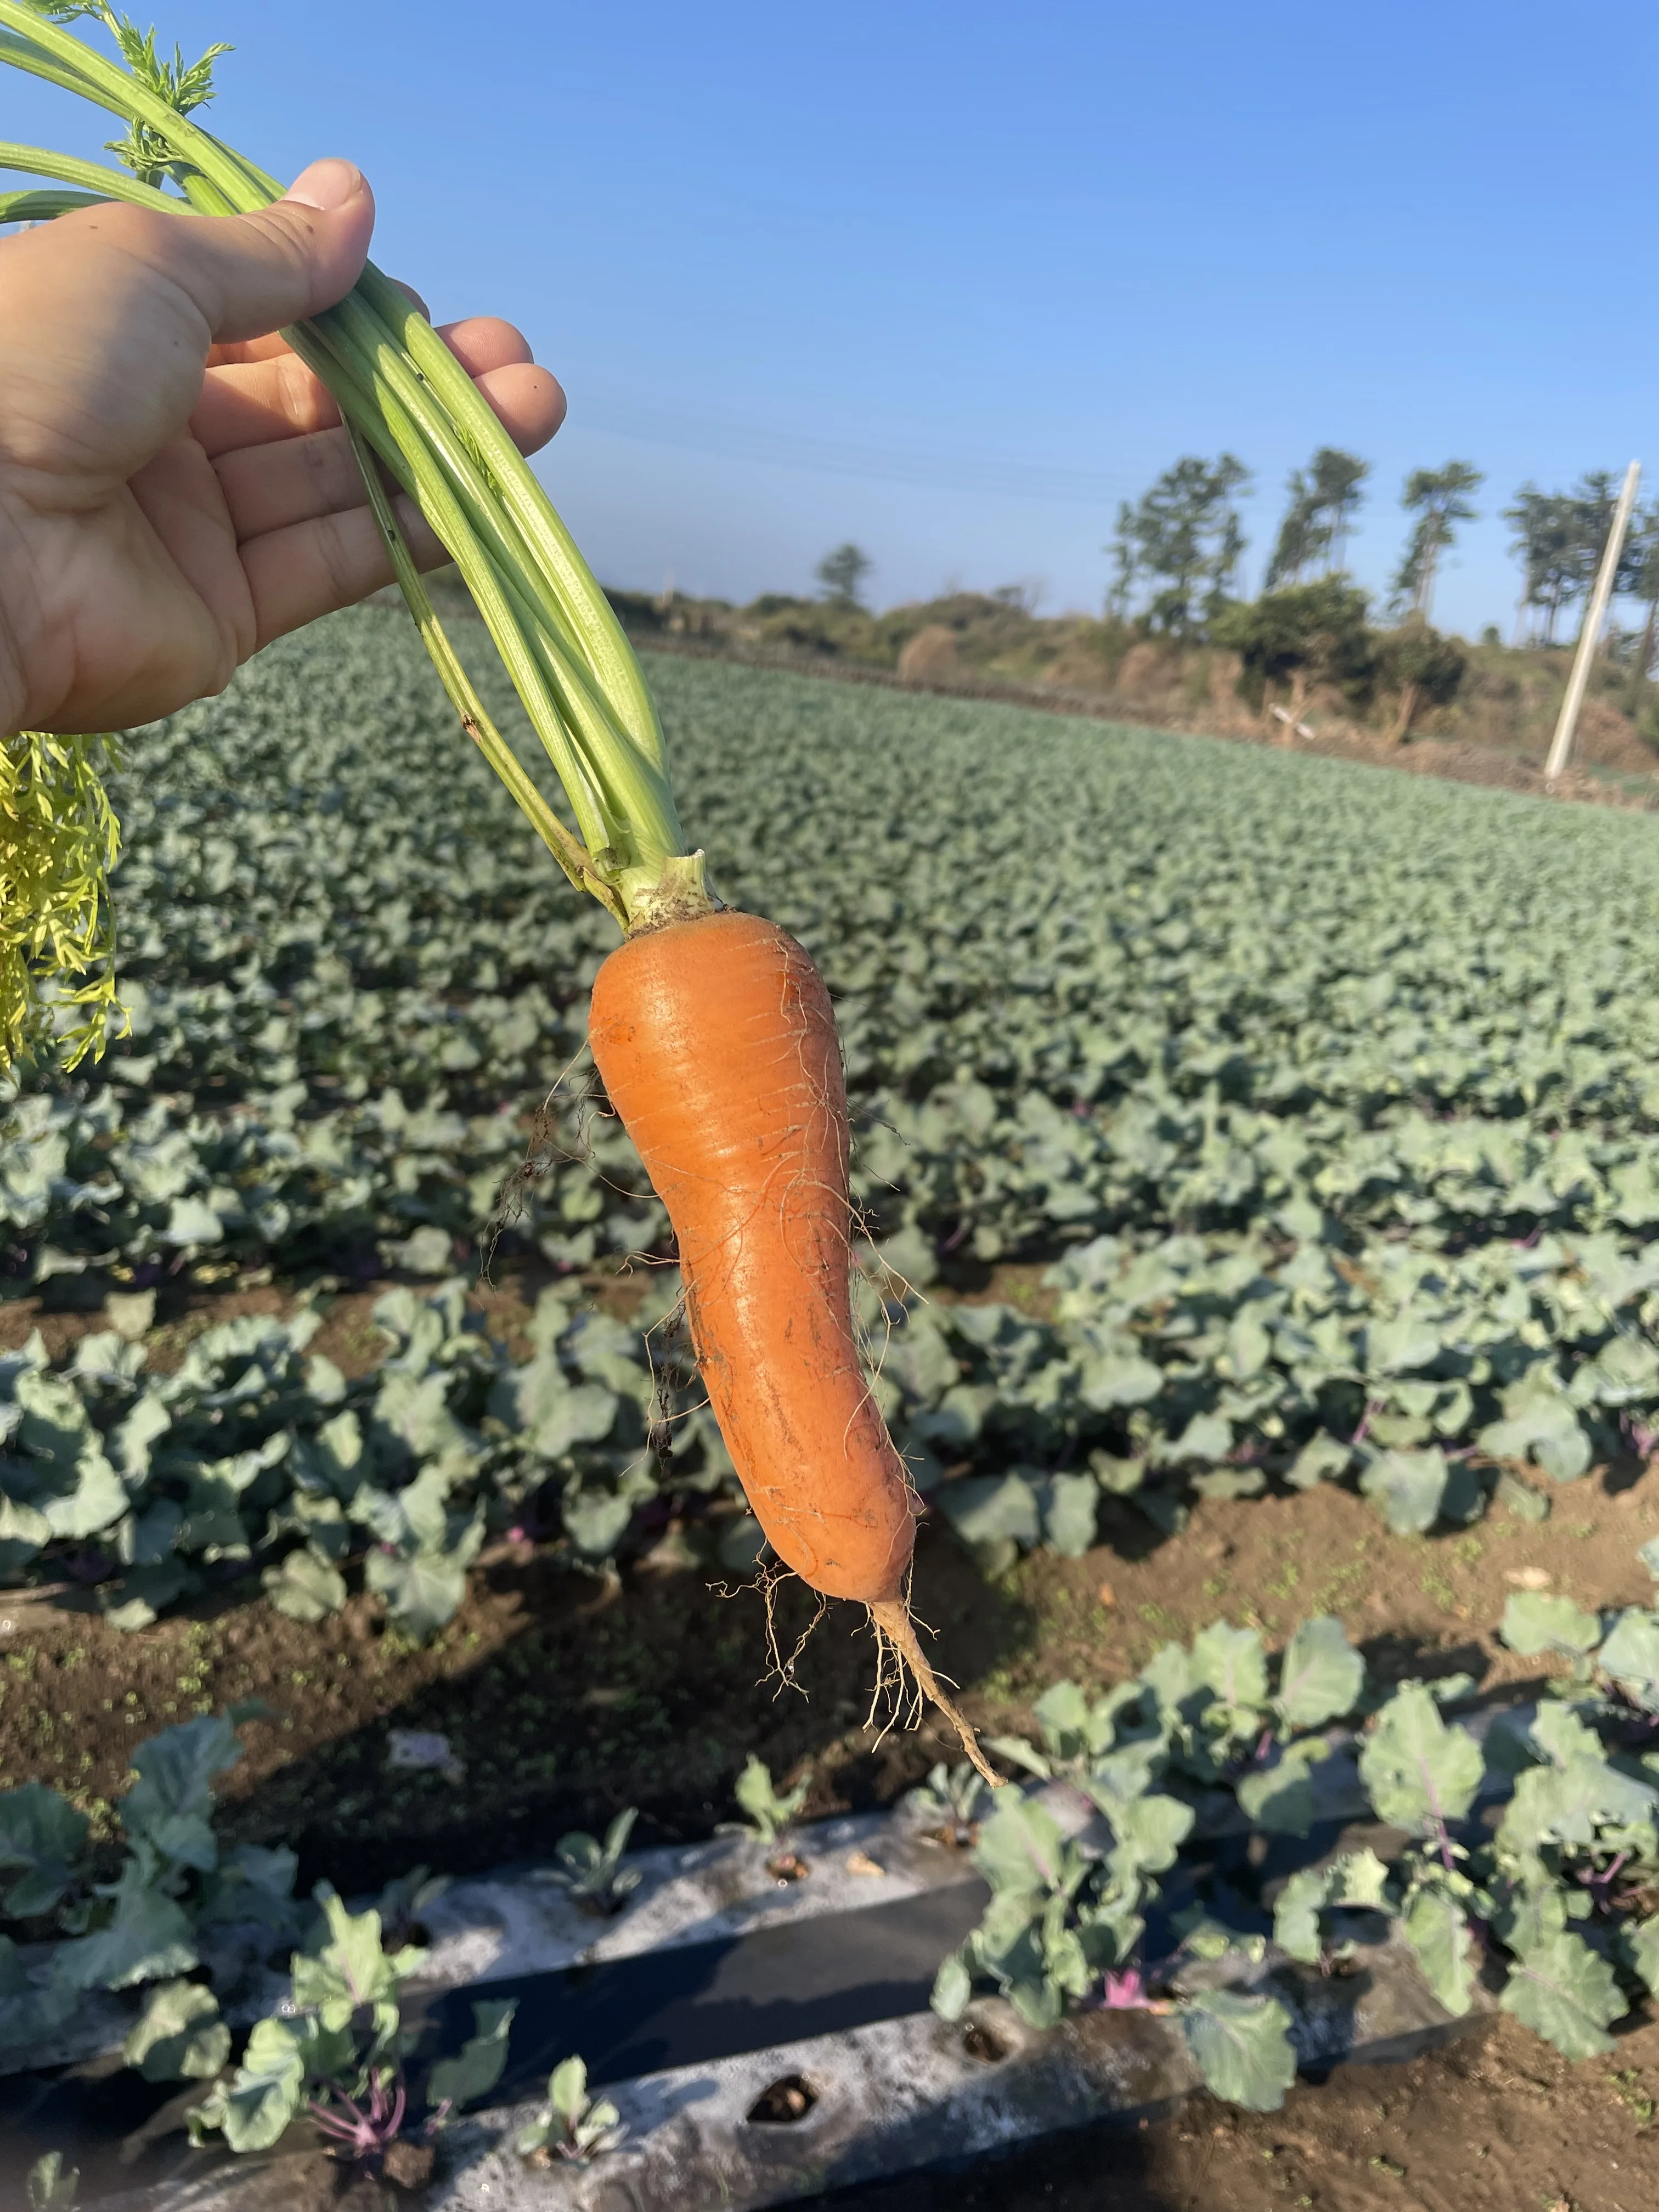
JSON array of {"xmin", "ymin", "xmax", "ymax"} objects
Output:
[{"xmin": 283, "ymin": 158, "xmax": 363, "ymax": 213}]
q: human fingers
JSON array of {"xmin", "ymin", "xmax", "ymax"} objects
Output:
[
  {"xmin": 194, "ymin": 353, "xmax": 345, "ymax": 454},
  {"xmin": 206, "ymin": 287, "xmax": 426, "ymax": 369},
  {"xmin": 207, "ymin": 334, "xmax": 294, "ymax": 366},
  {"xmin": 196, "ymin": 318, "xmax": 562, "ymax": 459},
  {"xmin": 102, "ymin": 159, "xmax": 375, "ymax": 352},
  {"xmin": 433, "ymin": 315, "xmax": 533, "ymax": 374},
  {"xmin": 213, "ymin": 362, "xmax": 565, "ymax": 540},
  {"xmin": 240, "ymin": 490, "xmax": 451, "ymax": 645},
  {"xmin": 473, "ymin": 357, "xmax": 566, "ymax": 452},
  {"xmin": 434, "ymin": 319, "xmax": 567, "ymax": 445}
]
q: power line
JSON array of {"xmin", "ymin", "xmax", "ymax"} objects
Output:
[{"xmin": 570, "ymin": 398, "xmax": 1141, "ymax": 507}]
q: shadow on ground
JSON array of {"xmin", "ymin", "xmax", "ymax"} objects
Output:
[
  {"xmin": 799, "ymin": 2111, "xmax": 1173, "ymax": 2211},
  {"xmin": 213, "ymin": 1522, "xmax": 1035, "ymax": 1896}
]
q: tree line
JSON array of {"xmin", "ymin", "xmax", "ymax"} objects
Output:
[
  {"xmin": 816, "ymin": 450, "xmax": 1659, "ymax": 668},
  {"xmin": 802, "ymin": 447, "xmax": 1659, "ymax": 746},
  {"xmin": 1506, "ymin": 475, "xmax": 1659, "ymax": 662},
  {"xmin": 1107, "ymin": 449, "xmax": 1486, "ymax": 634},
  {"xmin": 1108, "ymin": 448, "xmax": 1659, "ymax": 663}
]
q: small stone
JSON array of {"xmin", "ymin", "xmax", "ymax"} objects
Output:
[
  {"xmin": 1504, "ymin": 1566, "xmax": 1552, "ymax": 1590},
  {"xmin": 387, "ymin": 1728, "xmax": 465, "ymax": 1783},
  {"xmin": 1097, "ymin": 1580, "xmax": 1116, "ymax": 1607}
]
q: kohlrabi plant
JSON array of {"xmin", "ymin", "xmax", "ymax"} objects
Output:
[
  {"xmin": 0, "ymin": 1708, "xmax": 302, "ymax": 2074},
  {"xmin": 373, "ymin": 1863, "xmax": 452, "ymax": 1950},
  {"xmin": 937, "ymin": 1612, "xmax": 1358, "ymax": 2107},
  {"xmin": 906, "ymin": 1759, "xmax": 997, "ymax": 1846},
  {"xmin": 188, "ymin": 1884, "xmax": 516, "ymax": 2160},
  {"xmin": 936, "ymin": 1576, "xmax": 1659, "ymax": 2109},
  {"xmin": 545, "ymin": 1810, "xmax": 642, "ymax": 1916},
  {"xmin": 25, "ymin": 2153, "xmax": 78, "ymax": 2212},
  {"xmin": 187, "ymin": 1884, "xmax": 430, "ymax": 2156},
  {"xmin": 516, "ymin": 2054, "xmax": 624, "ymax": 2166},
  {"xmin": 720, "ymin": 1756, "xmax": 810, "ymax": 1848}
]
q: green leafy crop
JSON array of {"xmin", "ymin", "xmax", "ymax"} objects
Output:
[
  {"xmin": 720, "ymin": 1755, "xmax": 810, "ymax": 1847},
  {"xmin": 25, "ymin": 2153, "xmax": 77, "ymax": 2212},
  {"xmin": 10, "ymin": 627, "xmax": 1659, "ymax": 1624},
  {"xmin": 516, "ymin": 2053, "xmax": 624, "ymax": 2165},
  {"xmin": 0, "ymin": 1707, "xmax": 302, "ymax": 2075},
  {"xmin": 0, "ymin": 1276, "xmax": 678, "ymax": 1638},
  {"xmin": 0, "ymin": 1701, "xmax": 529, "ymax": 2163},
  {"xmin": 546, "ymin": 1809, "xmax": 642, "ymax": 1915},
  {"xmin": 938, "ymin": 1559, "xmax": 1659, "ymax": 2106}
]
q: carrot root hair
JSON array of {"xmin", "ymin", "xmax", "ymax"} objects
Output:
[
  {"xmin": 757, "ymin": 1558, "xmax": 825, "ymax": 1700},
  {"xmin": 867, "ymin": 1597, "xmax": 1000, "ymax": 1787},
  {"xmin": 482, "ymin": 1047, "xmax": 600, "ymax": 1282}
]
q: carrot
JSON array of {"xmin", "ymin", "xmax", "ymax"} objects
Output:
[
  {"xmin": 0, "ymin": 15, "xmax": 996, "ymax": 1781},
  {"xmin": 590, "ymin": 910, "xmax": 996, "ymax": 1783}
]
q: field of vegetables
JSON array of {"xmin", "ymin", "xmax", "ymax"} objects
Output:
[
  {"xmin": 12, "ymin": 612, "xmax": 1659, "ymax": 2202},
  {"xmin": 10, "ymin": 610, "xmax": 1659, "ymax": 1626}
]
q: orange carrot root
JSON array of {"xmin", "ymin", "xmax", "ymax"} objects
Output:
[
  {"xmin": 589, "ymin": 908, "xmax": 998, "ymax": 1782},
  {"xmin": 868, "ymin": 1598, "xmax": 1000, "ymax": 1786},
  {"xmin": 590, "ymin": 911, "xmax": 915, "ymax": 1600}
]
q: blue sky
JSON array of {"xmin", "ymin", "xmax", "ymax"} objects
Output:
[{"xmin": 8, "ymin": 2, "xmax": 1657, "ymax": 636}]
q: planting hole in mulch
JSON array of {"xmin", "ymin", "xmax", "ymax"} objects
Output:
[
  {"xmin": 379, "ymin": 2139, "xmax": 436, "ymax": 2191},
  {"xmin": 961, "ymin": 2022, "xmax": 1009, "ymax": 2064},
  {"xmin": 747, "ymin": 2074, "xmax": 820, "ymax": 2125}
]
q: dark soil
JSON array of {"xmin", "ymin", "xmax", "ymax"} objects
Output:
[
  {"xmin": 7, "ymin": 1262, "xmax": 1659, "ymax": 2205},
  {"xmin": 2, "ymin": 1271, "xmax": 1654, "ymax": 1894},
  {"xmin": 813, "ymin": 2010, "xmax": 1659, "ymax": 2211},
  {"xmin": 0, "ymin": 1523, "xmax": 1030, "ymax": 1896}
]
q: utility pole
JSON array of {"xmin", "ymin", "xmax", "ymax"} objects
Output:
[{"xmin": 1544, "ymin": 459, "xmax": 1641, "ymax": 787}]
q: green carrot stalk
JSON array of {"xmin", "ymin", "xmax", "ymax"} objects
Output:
[{"xmin": 0, "ymin": 1, "xmax": 708, "ymax": 943}]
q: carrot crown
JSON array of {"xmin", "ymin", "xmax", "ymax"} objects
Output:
[{"xmin": 0, "ymin": 1, "xmax": 706, "ymax": 935}]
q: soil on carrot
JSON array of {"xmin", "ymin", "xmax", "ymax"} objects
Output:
[{"xmin": 811, "ymin": 2008, "xmax": 1659, "ymax": 2211}]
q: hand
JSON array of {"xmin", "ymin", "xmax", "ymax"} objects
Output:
[{"xmin": 0, "ymin": 157, "xmax": 565, "ymax": 738}]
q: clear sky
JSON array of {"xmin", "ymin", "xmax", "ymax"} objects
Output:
[{"xmin": 8, "ymin": 2, "xmax": 1657, "ymax": 637}]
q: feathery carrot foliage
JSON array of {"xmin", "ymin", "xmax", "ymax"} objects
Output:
[{"xmin": 0, "ymin": 731, "xmax": 123, "ymax": 1071}]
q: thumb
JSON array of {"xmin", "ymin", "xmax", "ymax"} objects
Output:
[{"xmin": 155, "ymin": 158, "xmax": 376, "ymax": 344}]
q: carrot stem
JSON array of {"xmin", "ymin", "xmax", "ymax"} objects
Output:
[
  {"xmin": 0, "ymin": 4, "xmax": 690, "ymax": 929},
  {"xmin": 341, "ymin": 422, "xmax": 628, "ymax": 926}
]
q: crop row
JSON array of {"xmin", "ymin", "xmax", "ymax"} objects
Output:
[
  {"xmin": 7, "ymin": 614, "xmax": 1659, "ymax": 1622},
  {"xmin": 9, "ymin": 1558, "xmax": 1659, "ymax": 2136}
]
